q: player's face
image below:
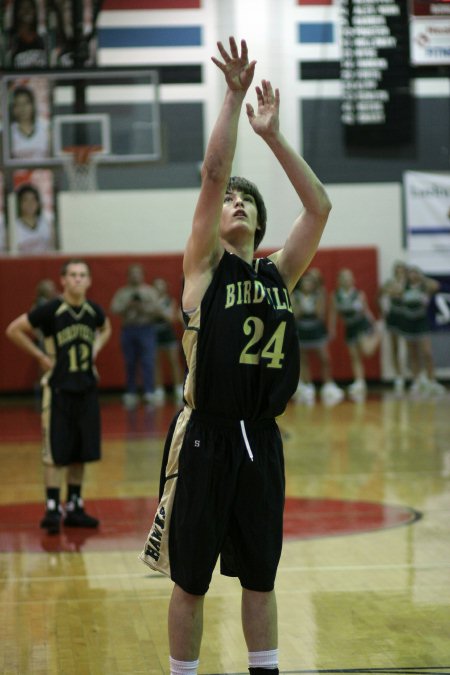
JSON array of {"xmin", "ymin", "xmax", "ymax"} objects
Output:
[
  {"xmin": 61, "ymin": 264, "xmax": 91, "ymax": 299},
  {"xmin": 221, "ymin": 190, "xmax": 260, "ymax": 244}
]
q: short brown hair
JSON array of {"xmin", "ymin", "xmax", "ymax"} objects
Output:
[{"xmin": 60, "ymin": 259, "xmax": 91, "ymax": 276}]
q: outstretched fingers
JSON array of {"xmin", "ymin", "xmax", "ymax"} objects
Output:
[
  {"xmin": 246, "ymin": 102, "xmax": 255, "ymax": 121},
  {"xmin": 256, "ymin": 80, "xmax": 280, "ymax": 107},
  {"xmin": 213, "ymin": 37, "xmax": 247, "ymax": 67},
  {"xmin": 239, "ymin": 38, "xmax": 248, "ymax": 62}
]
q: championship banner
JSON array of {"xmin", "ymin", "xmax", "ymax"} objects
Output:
[
  {"xmin": 403, "ymin": 171, "xmax": 450, "ymax": 252},
  {"xmin": 409, "ymin": 0, "xmax": 450, "ymax": 65}
]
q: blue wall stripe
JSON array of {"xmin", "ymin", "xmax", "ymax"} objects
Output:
[
  {"xmin": 98, "ymin": 25, "xmax": 202, "ymax": 48},
  {"xmin": 298, "ymin": 22, "xmax": 334, "ymax": 44},
  {"xmin": 409, "ymin": 227, "xmax": 450, "ymax": 235}
]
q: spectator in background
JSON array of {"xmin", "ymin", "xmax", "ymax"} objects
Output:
[
  {"xmin": 110, "ymin": 264, "xmax": 162, "ymax": 409},
  {"xmin": 399, "ymin": 265, "xmax": 446, "ymax": 398},
  {"xmin": 47, "ymin": 0, "xmax": 98, "ymax": 67},
  {"xmin": 15, "ymin": 183, "xmax": 55, "ymax": 254},
  {"xmin": 292, "ymin": 270, "xmax": 344, "ymax": 406},
  {"xmin": 6, "ymin": 0, "xmax": 47, "ymax": 68},
  {"xmin": 10, "ymin": 86, "xmax": 50, "ymax": 160},
  {"xmin": 378, "ymin": 260, "xmax": 408, "ymax": 394},
  {"xmin": 329, "ymin": 268, "xmax": 381, "ymax": 402},
  {"xmin": 152, "ymin": 277, "xmax": 184, "ymax": 405}
]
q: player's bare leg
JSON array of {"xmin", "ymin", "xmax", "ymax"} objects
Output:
[
  {"xmin": 168, "ymin": 584, "xmax": 204, "ymax": 661},
  {"xmin": 241, "ymin": 588, "xmax": 278, "ymax": 651}
]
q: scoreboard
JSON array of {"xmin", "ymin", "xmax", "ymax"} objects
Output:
[{"xmin": 340, "ymin": 0, "xmax": 413, "ymax": 146}]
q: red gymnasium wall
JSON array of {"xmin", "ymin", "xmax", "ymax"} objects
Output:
[{"xmin": 0, "ymin": 247, "xmax": 379, "ymax": 392}]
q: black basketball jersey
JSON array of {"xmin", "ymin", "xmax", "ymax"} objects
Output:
[
  {"xmin": 28, "ymin": 297, "xmax": 106, "ymax": 392},
  {"xmin": 183, "ymin": 251, "xmax": 300, "ymax": 420}
]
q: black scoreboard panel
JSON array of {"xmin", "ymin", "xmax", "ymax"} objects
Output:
[{"xmin": 340, "ymin": 0, "xmax": 413, "ymax": 147}]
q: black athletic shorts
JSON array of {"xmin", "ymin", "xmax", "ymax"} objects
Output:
[
  {"xmin": 141, "ymin": 407, "xmax": 285, "ymax": 596},
  {"xmin": 42, "ymin": 385, "xmax": 101, "ymax": 466}
]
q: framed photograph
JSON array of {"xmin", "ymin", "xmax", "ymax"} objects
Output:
[
  {"xmin": 7, "ymin": 76, "xmax": 51, "ymax": 163},
  {"xmin": 10, "ymin": 168, "xmax": 57, "ymax": 254}
]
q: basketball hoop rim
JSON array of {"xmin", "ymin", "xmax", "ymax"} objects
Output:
[{"xmin": 61, "ymin": 144, "xmax": 104, "ymax": 165}]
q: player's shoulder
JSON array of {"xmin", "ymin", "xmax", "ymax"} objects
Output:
[
  {"xmin": 85, "ymin": 298, "xmax": 105, "ymax": 314},
  {"xmin": 33, "ymin": 296, "xmax": 63, "ymax": 315},
  {"xmin": 85, "ymin": 299, "xmax": 107, "ymax": 324},
  {"xmin": 28, "ymin": 296, "xmax": 62, "ymax": 327}
]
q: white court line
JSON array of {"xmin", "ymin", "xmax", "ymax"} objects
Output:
[{"xmin": 3, "ymin": 560, "xmax": 449, "ymax": 584}]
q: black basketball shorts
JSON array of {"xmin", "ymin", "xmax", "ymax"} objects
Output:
[
  {"xmin": 140, "ymin": 407, "xmax": 285, "ymax": 595},
  {"xmin": 42, "ymin": 385, "xmax": 101, "ymax": 466}
]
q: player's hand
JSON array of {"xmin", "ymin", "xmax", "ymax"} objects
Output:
[
  {"xmin": 211, "ymin": 37, "xmax": 256, "ymax": 92},
  {"xmin": 246, "ymin": 79, "xmax": 280, "ymax": 138},
  {"xmin": 38, "ymin": 352, "xmax": 53, "ymax": 372}
]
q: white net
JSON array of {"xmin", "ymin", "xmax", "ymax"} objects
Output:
[{"xmin": 63, "ymin": 146, "xmax": 100, "ymax": 191}]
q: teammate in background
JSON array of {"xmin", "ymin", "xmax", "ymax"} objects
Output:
[
  {"xmin": 399, "ymin": 265, "xmax": 445, "ymax": 397},
  {"xmin": 152, "ymin": 277, "xmax": 184, "ymax": 405},
  {"xmin": 329, "ymin": 268, "xmax": 381, "ymax": 402},
  {"xmin": 15, "ymin": 183, "xmax": 55, "ymax": 254},
  {"xmin": 10, "ymin": 86, "xmax": 50, "ymax": 160},
  {"xmin": 292, "ymin": 270, "xmax": 344, "ymax": 406},
  {"xmin": 5, "ymin": 260, "xmax": 112, "ymax": 535},
  {"xmin": 110, "ymin": 264, "xmax": 162, "ymax": 409},
  {"xmin": 140, "ymin": 37, "xmax": 331, "ymax": 675},
  {"xmin": 378, "ymin": 261, "xmax": 407, "ymax": 394}
]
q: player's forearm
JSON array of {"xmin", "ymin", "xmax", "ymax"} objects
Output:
[
  {"xmin": 6, "ymin": 326, "xmax": 45, "ymax": 362},
  {"xmin": 93, "ymin": 320, "xmax": 112, "ymax": 358},
  {"xmin": 201, "ymin": 88, "xmax": 246, "ymax": 185}
]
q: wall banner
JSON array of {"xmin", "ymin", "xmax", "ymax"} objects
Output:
[
  {"xmin": 403, "ymin": 171, "xmax": 450, "ymax": 252},
  {"xmin": 409, "ymin": 0, "xmax": 450, "ymax": 65}
]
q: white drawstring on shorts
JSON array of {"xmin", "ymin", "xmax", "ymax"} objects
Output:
[{"xmin": 240, "ymin": 420, "xmax": 254, "ymax": 461}]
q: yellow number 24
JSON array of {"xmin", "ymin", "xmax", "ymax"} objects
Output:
[{"xmin": 239, "ymin": 316, "xmax": 286, "ymax": 369}]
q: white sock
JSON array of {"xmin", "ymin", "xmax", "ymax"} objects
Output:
[
  {"xmin": 169, "ymin": 656, "xmax": 199, "ymax": 675},
  {"xmin": 248, "ymin": 649, "xmax": 279, "ymax": 668}
]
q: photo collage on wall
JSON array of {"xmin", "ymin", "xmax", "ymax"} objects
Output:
[
  {"xmin": 0, "ymin": 1, "xmax": 101, "ymax": 255},
  {"xmin": 1, "ymin": 75, "xmax": 57, "ymax": 255}
]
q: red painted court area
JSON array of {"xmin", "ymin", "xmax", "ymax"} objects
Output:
[
  {"xmin": 0, "ymin": 497, "xmax": 420, "ymax": 554},
  {"xmin": 0, "ymin": 395, "xmax": 178, "ymax": 442}
]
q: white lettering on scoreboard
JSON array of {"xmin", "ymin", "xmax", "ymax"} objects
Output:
[{"xmin": 340, "ymin": 0, "xmax": 412, "ymax": 145}]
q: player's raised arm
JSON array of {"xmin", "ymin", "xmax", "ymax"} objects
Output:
[
  {"xmin": 246, "ymin": 80, "xmax": 331, "ymax": 292},
  {"xmin": 182, "ymin": 37, "xmax": 256, "ymax": 311}
]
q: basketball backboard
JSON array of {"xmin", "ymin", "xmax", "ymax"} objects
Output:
[{"xmin": 2, "ymin": 69, "xmax": 161, "ymax": 167}]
